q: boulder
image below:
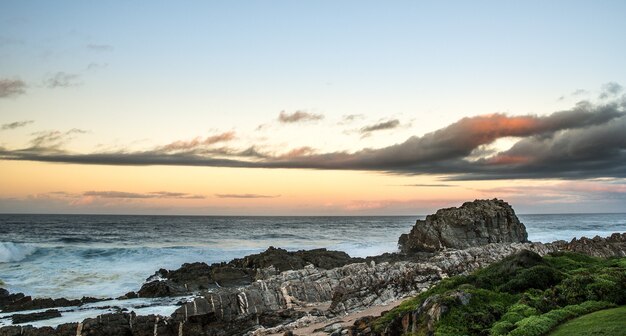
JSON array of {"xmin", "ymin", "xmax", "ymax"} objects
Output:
[{"xmin": 399, "ymin": 199, "xmax": 528, "ymax": 252}]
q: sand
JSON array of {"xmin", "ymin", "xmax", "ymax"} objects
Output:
[{"xmin": 265, "ymin": 299, "xmax": 404, "ymax": 336}]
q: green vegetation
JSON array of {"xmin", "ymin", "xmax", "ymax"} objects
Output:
[
  {"xmin": 373, "ymin": 251, "xmax": 626, "ymax": 336},
  {"xmin": 548, "ymin": 305, "xmax": 626, "ymax": 336}
]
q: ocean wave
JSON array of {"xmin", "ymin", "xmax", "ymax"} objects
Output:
[
  {"xmin": 56, "ymin": 237, "xmax": 98, "ymax": 244},
  {"xmin": 0, "ymin": 242, "xmax": 37, "ymax": 263}
]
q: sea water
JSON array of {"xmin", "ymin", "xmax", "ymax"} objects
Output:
[{"xmin": 1, "ymin": 214, "xmax": 625, "ymax": 300}]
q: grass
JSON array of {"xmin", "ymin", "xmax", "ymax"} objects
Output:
[{"xmin": 548, "ymin": 305, "xmax": 626, "ymax": 336}]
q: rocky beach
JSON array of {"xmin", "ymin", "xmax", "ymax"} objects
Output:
[{"xmin": 1, "ymin": 199, "xmax": 625, "ymax": 336}]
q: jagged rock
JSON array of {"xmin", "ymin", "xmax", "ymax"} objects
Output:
[
  {"xmin": 348, "ymin": 316, "xmax": 375, "ymax": 336},
  {"xmin": 138, "ymin": 247, "xmax": 360, "ymax": 297},
  {"xmin": 398, "ymin": 199, "xmax": 528, "ymax": 252},
  {"xmin": 137, "ymin": 280, "xmax": 187, "ymax": 298},
  {"xmin": 0, "ymin": 289, "xmax": 25, "ymax": 311},
  {"xmin": 0, "ymin": 290, "xmax": 102, "ymax": 312},
  {"xmin": 383, "ymin": 290, "xmax": 472, "ymax": 336},
  {"xmin": 553, "ymin": 232, "xmax": 626, "ymax": 258},
  {"xmin": 230, "ymin": 247, "xmax": 356, "ymax": 273},
  {"xmin": 11, "ymin": 309, "xmax": 62, "ymax": 324}
]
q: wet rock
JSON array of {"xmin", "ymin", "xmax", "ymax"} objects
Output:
[
  {"xmin": 399, "ymin": 199, "xmax": 529, "ymax": 252},
  {"xmin": 0, "ymin": 289, "xmax": 26, "ymax": 311},
  {"xmin": 11, "ymin": 309, "xmax": 62, "ymax": 324},
  {"xmin": 137, "ymin": 280, "xmax": 186, "ymax": 298},
  {"xmin": 0, "ymin": 292, "xmax": 103, "ymax": 313}
]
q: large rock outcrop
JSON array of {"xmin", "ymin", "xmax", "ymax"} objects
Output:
[
  {"xmin": 398, "ymin": 199, "xmax": 528, "ymax": 252},
  {"xmin": 137, "ymin": 247, "xmax": 359, "ymax": 298}
]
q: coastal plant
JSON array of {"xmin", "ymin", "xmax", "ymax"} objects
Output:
[
  {"xmin": 506, "ymin": 300, "xmax": 615, "ymax": 336},
  {"xmin": 372, "ymin": 251, "xmax": 626, "ymax": 335}
]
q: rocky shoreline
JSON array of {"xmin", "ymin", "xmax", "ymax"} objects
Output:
[{"xmin": 1, "ymin": 199, "xmax": 625, "ymax": 336}]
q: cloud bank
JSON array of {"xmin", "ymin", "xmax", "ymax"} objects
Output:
[{"xmin": 1, "ymin": 98, "xmax": 625, "ymax": 181}]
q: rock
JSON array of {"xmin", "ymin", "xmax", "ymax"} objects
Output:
[
  {"xmin": 399, "ymin": 199, "xmax": 528, "ymax": 252},
  {"xmin": 555, "ymin": 232, "xmax": 626, "ymax": 258},
  {"xmin": 230, "ymin": 246, "xmax": 356, "ymax": 273},
  {"xmin": 11, "ymin": 309, "xmax": 62, "ymax": 324},
  {"xmin": 136, "ymin": 280, "xmax": 186, "ymax": 298},
  {"xmin": 138, "ymin": 246, "xmax": 360, "ymax": 297},
  {"xmin": 0, "ymin": 289, "xmax": 26, "ymax": 311},
  {"xmin": 0, "ymin": 291, "xmax": 103, "ymax": 312}
]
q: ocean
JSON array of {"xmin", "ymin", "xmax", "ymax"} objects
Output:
[{"xmin": 2, "ymin": 213, "xmax": 625, "ymax": 301}]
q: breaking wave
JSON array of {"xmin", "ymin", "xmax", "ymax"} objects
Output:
[{"xmin": 0, "ymin": 242, "xmax": 37, "ymax": 263}]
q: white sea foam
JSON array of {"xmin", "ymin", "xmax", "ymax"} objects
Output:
[{"xmin": 0, "ymin": 242, "xmax": 36, "ymax": 263}]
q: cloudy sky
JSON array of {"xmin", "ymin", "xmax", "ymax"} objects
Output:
[{"xmin": 1, "ymin": 1, "xmax": 626, "ymax": 215}]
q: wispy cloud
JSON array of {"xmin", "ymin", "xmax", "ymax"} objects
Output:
[
  {"xmin": 278, "ymin": 110, "xmax": 324, "ymax": 123},
  {"xmin": 83, "ymin": 191, "xmax": 204, "ymax": 199},
  {"xmin": 159, "ymin": 131, "xmax": 236, "ymax": 152},
  {"xmin": 0, "ymin": 78, "xmax": 26, "ymax": 98},
  {"xmin": 215, "ymin": 193, "xmax": 280, "ymax": 199},
  {"xmin": 1, "ymin": 120, "xmax": 33, "ymax": 131},
  {"xmin": 399, "ymin": 183, "xmax": 456, "ymax": 187},
  {"xmin": 86, "ymin": 44, "xmax": 113, "ymax": 51},
  {"xmin": 339, "ymin": 114, "xmax": 364, "ymax": 124},
  {"xmin": 360, "ymin": 119, "xmax": 400, "ymax": 136},
  {"xmin": 599, "ymin": 82, "xmax": 623, "ymax": 99},
  {"xmin": 28, "ymin": 128, "xmax": 87, "ymax": 149},
  {"xmin": 44, "ymin": 72, "xmax": 81, "ymax": 88}
]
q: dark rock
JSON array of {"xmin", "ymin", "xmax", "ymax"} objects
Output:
[
  {"xmin": 348, "ymin": 316, "xmax": 375, "ymax": 336},
  {"xmin": 21, "ymin": 325, "xmax": 58, "ymax": 336},
  {"xmin": 230, "ymin": 246, "xmax": 357, "ymax": 272},
  {"xmin": 0, "ymin": 289, "xmax": 26, "ymax": 311},
  {"xmin": 11, "ymin": 309, "xmax": 62, "ymax": 324},
  {"xmin": 385, "ymin": 290, "xmax": 471, "ymax": 336},
  {"xmin": 138, "ymin": 246, "xmax": 360, "ymax": 297},
  {"xmin": 1, "ymin": 295, "xmax": 104, "ymax": 313},
  {"xmin": 0, "ymin": 326, "xmax": 21, "ymax": 336},
  {"xmin": 552, "ymin": 232, "xmax": 626, "ymax": 258},
  {"xmin": 399, "ymin": 199, "xmax": 528, "ymax": 252},
  {"xmin": 137, "ymin": 280, "xmax": 186, "ymax": 298}
]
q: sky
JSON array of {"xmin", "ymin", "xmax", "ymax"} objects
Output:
[{"xmin": 1, "ymin": 0, "xmax": 626, "ymax": 215}]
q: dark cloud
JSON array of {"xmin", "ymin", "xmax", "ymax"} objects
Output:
[
  {"xmin": 278, "ymin": 110, "xmax": 324, "ymax": 123},
  {"xmin": 84, "ymin": 191, "xmax": 204, "ymax": 199},
  {"xmin": 360, "ymin": 119, "xmax": 400, "ymax": 135},
  {"xmin": 599, "ymin": 82, "xmax": 623, "ymax": 99},
  {"xmin": 1, "ymin": 120, "xmax": 33, "ymax": 130},
  {"xmin": 0, "ymin": 78, "xmax": 26, "ymax": 98},
  {"xmin": 1, "ymin": 98, "xmax": 625, "ymax": 181},
  {"xmin": 215, "ymin": 193, "xmax": 280, "ymax": 199},
  {"xmin": 44, "ymin": 72, "xmax": 81, "ymax": 88},
  {"xmin": 86, "ymin": 44, "xmax": 113, "ymax": 51}
]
